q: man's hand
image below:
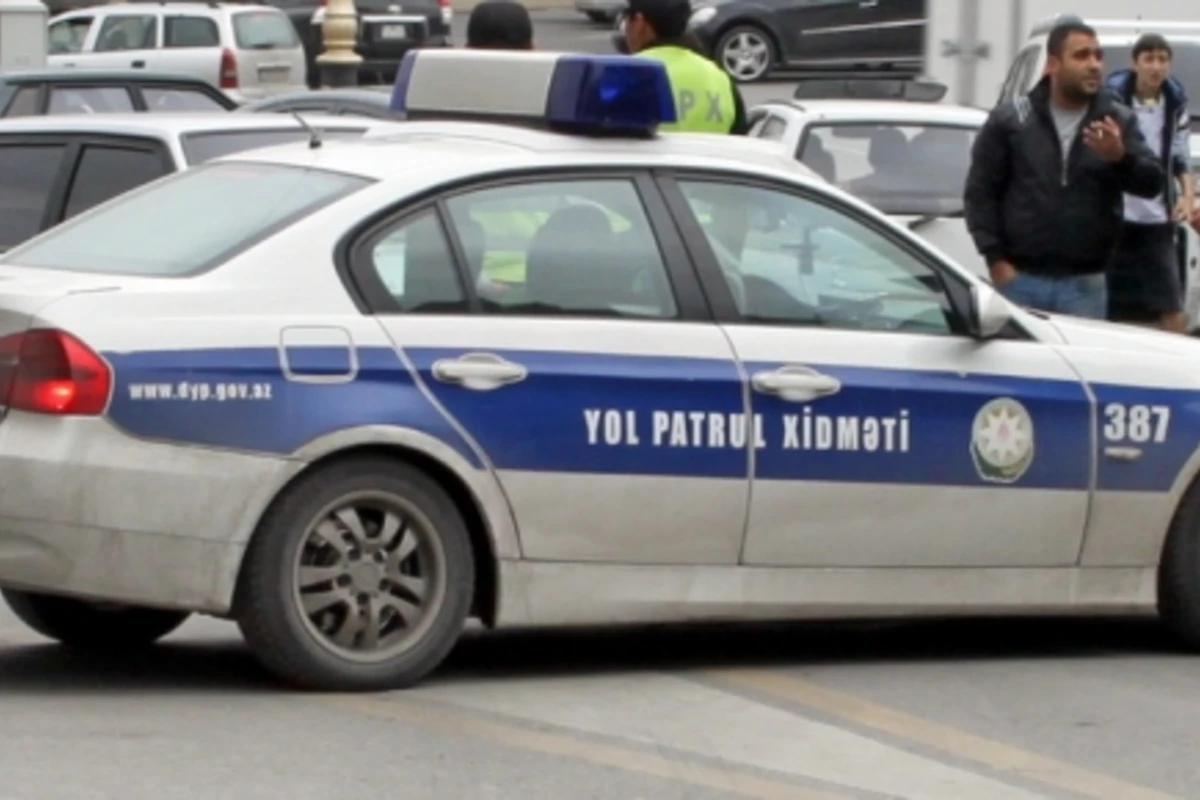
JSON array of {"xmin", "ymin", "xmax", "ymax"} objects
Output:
[
  {"xmin": 1083, "ymin": 116, "xmax": 1126, "ymax": 162},
  {"xmin": 989, "ymin": 259, "xmax": 1018, "ymax": 287},
  {"xmin": 1177, "ymin": 196, "xmax": 1196, "ymax": 223},
  {"xmin": 1192, "ymin": 204, "xmax": 1200, "ymax": 233}
]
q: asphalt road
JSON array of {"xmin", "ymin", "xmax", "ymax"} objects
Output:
[
  {"xmin": 3, "ymin": 608, "xmax": 1200, "ymax": 799},
  {"xmin": 3, "ymin": 13, "xmax": 1198, "ymax": 800}
]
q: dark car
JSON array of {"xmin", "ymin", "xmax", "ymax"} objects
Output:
[
  {"xmin": 0, "ymin": 70, "xmax": 238, "ymax": 117},
  {"xmin": 265, "ymin": 0, "xmax": 453, "ymax": 87},
  {"xmin": 677, "ymin": 0, "xmax": 926, "ymax": 83},
  {"xmin": 237, "ymin": 86, "xmax": 399, "ymax": 117}
]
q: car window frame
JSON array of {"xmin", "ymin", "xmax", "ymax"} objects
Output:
[
  {"xmin": 0, "ymin": 134, "xmax": 77, "ymax": 250},
  {"xmin": 93, "ymin": 12, "xmax": 160, "ymax": 52},
  {"xmin": 162, "ymin": 13, "xmax": 221, "ymax": 49},
  {"xmin": 652, "ymin": 168, "xmax": 1031, "ymax": 341},
  {"xmin": 53, "ymin": 134, "xmax": 176, "ymax": 225},
  {"xmin": 0, "ymin": 85, "xmax": 43, "ymax": 118},
  {"xmin": 337, "ymin": 168, "xmax": 713, "ymax": 322},
  {"xmin": 131, "ymin": 81, "xmax": 238, "ymax": 111}
]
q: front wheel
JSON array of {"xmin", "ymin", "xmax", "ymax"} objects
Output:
[
  {"xmin": 714, "ymin": 24, "xmax": 776, "ymax": 83},
  {"xmin": 236, "ymin": 458, "xmax": 475, "ymax": 691},
  {"xmin": 1, "ymin": 590, "xmax": 190, "ymax": 649}
]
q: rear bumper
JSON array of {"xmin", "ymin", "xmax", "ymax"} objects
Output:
[{"xmin": 0, "ymin": 413, "xmax": 300, "ymax": 614}]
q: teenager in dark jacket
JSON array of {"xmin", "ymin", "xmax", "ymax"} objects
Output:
[
  {"xmin": 964, "ymin": 20, "xmax": 1163, "ymax": 319},
  {"xmin": 1103, "ymin": 33, "xmax": 1195, "ymax": 332}
]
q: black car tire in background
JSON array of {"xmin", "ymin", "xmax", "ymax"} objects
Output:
[{"xmin": 712, "ymin": 23, "xmax": 777, "ymax": 83}]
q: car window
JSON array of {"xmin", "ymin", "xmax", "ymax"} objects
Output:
[
  {"xmin": 3, "ymin": 87, "xmax": 39, "ymax": 118},
  {"xmin": 0, "ymin": 144, "xmax": 67, "ymax": 250},
  {"xmin": 999, "ymin": 44, "xmax": 1041, "ymax": 104},
  {"xmin": 0, "ymin": 162, "xmax": 371, "ymax": 276},
  {"xmin": 365, "ymin": 210, "xmax": 469, "ymax": 313},
  {"xmin": 62, "ymin": 144, "xmax": 169, "ymax": 220},
  {"xmin": 677, "ymin": 180, "xmax": 956, "ymax": 336},
  {"xmin": 233, "ymin": 9, "xmax": 300, "ymax": 49},
  {"xmin": 163, "ymin": 15, "xmax": 220, "ymax": 48},
  {"xmin": 179, "ymin": 128, "xmax": 365, "ymax": 163},
  {"xmin": 756, "ymin": 115, "xmax": 788, "ymax": 141},
  {"xmin": 47, "ymin": 86, "xmax": 135, "ymax": 114},
  {"xmin": 94, "ymin": 14, "xmax": 158, "ymax": 51},
  {"xmin": 143, "ymin": 87, "xmax": 226, "ymax": 112},
  {"xmin": 48, "ymin": 16, "xmax": 93, "ymax": 55},
  {"xmin": 441, "ymin": 179, "xmax": 678, "ymax": 319},
  {"xmin": 799, "ymin": 123, "xmax": 976, "ymax": 215}
]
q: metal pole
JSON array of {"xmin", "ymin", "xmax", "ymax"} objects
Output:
[{"xmin": 317, "ymin": 0, "xmax": 362, "ymax": 88}]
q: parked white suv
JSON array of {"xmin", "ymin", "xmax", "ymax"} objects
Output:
[{"xmin": 46, "ymin": 2, "xmax": 308, "ymax": 105}]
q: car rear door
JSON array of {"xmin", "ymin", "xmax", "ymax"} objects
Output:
[
  {"xmin": 344, "ymin": 170, "xmax": 752, "ymax": 566},
  {"xmin": 48, "ymin": 135, "xmax": 176, "ymax": 225},
  {"xmin": 655, "ymin": 170, "xmax": 1093, "ymax": 569},
  {"xmin": 159, "ymin": 12, "xmax": 224, "ymax": 89},
  {"xmin": 227, "ymin": 7, "xmax": 308, "ymax": 98},
  {"xmin": 782, "ymin": 0, "xmax": 883, "ymax": 68}
]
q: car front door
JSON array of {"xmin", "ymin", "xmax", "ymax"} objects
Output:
[
  {"xmin": 782, "ymin": 0, "xmax": 883, "ymax": 68},
  {"xmin": 657, "ymin": 172, "xmax": 1093, "ymax": 568},
  {"xmin": 345, "ymin": 171, "xmax": 751, "ymax": 566}
]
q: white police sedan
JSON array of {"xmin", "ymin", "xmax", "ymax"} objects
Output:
[{"xmin": 2, "ymin": 50, "xmax": 1200, "ymax": 692}]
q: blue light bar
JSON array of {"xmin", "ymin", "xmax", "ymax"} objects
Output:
[{"xmin": 389, "ymin": 50, "xmax": 678, "ymax": 136}]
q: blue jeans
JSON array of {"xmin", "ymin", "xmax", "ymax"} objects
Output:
[{"xmin": 997, "ymin": 272, "xmax": 1108, "ymax": 319}]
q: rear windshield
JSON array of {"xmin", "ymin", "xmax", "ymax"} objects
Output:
[
  {"xmin": 234, "ymin": 9, "xmax": 300, "ymax": 49},
  {"xmin": 181, "ymin": 128, "xmax": 367, "ymax": 163},
  {"xmin": 0, "ymin": 162, "xmax": 371, "ymax": 276}
]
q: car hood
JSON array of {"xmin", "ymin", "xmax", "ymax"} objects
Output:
[{"xmin": 1045, "ymin": 311, "xmax": 1200, "ymax": 360}]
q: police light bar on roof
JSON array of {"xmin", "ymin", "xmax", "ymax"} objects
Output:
[{"xmin": 389, "ymin": 49, "xmax": 678, "ymax": 135}]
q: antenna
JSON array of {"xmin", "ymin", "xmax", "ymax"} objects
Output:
[{"xmin": 291, "ymin": 110, "xmax": 322, "ymax": 149}]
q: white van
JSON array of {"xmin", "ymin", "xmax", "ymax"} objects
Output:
[
  {"xmin": 46, "ymin": 2, "xmax": 308, "ymax": 105},
  {"xmin": 998, "ymin": 15, "xmax": 1200, "ymax": 329}
]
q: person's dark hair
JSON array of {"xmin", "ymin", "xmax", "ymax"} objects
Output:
[
  {"xmin": 627, "ymin": 0, "xmax": 691, "ymax": 40},
  {"xmin": 1132, "ymin": 32, "xmax": 1172, "ymax": 60},
  {"xmin": 466, "ymin": 0, "xmax": 533, "ymax": 49},
  {"xmin": 1047, "ymin": 20, "xmax": 1097, "ymax": 59}
]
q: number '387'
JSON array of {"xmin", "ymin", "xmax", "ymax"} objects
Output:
[{"xmin": 1103, "ymin": 403, "xmax": 1171, "ymax": 444}]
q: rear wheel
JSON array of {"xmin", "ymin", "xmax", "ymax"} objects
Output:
[
  {"xmin": 1, "ymin": 590, "xmax": 190, "ymax": 649},
  {"xmin": 236, "ymin": 457, "xmax": 474, "ymax": 691},
  {"xmin": 714, "ymin": 24, "xmax": 776, "ymax": 83}
]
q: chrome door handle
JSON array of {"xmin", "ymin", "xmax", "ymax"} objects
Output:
[
  {"xmin": 859, "ymin": 0, "xmax": 878, "ymax": 7},
  {"xmin": 432, "ymin": 352, "xmax": 527, "ymax": 391},
  {"xmin": 751, "ymin": 365, "xmax": 841, "ymax": 402}
]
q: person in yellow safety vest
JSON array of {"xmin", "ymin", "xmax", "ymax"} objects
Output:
[{"xmin": 620, "ymin": 0, "xmax": 749, "ymax": 135}]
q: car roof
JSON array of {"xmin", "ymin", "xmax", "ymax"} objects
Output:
[
  {"xmin": 0, "ymin": 69, "xmax": 218, "ymax": 86},
  {"xmin": 1027, "ymin": 18, "xmax": 1200, "ymax": 42},
  {"xmin": 217, "ymin": 120, "xmax": 816, "ymax": 181},
  {"xmin": 0, "ymin": 111, "xmax": 384, "ymax": 138},
  {"xmin": 55, "ymin": 1, "xmax": 276, "ymax": 13},
  {"xmin": 248, "ymin": 88, "xmax": 393, "ymax": 105},
  {"xmin": 756, "ymin": 99, "xmax": 988, "ymax": 125}
]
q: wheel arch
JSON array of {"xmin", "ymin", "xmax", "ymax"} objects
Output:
[{"xmin": 231, "ymin": 426, "xmax": 520, "ymax": 628}]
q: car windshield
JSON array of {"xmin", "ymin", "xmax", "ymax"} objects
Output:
[
  {"xmin": 1104, "ymin": 40, "xmax": 1200, "ymax": 118},
  {"xmin": 799, "ymin": 123, "xmax": 976, "ymax": 216},
  {"xmin": 180, "ymin": 128, "xmax": 367, "ymax": 163},
  {"xmin": 0, "ymin": 162, "xmax": 372, "ymax": 276}
]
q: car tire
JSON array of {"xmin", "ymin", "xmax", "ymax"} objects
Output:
[
  {"xmin": 1, "ymin": 590, "xmax": 190, "ymax": 649},
  {"xmin": 236, "ymin": 457, "xmax": 475, "ymax": 692},
  {"xmin": 1158, "ymin": 480, "xmax": 1200, "ymax": 648},
  {"xmin": 714, "ymin": 24, "xmax": 776, "ymax": 83}
]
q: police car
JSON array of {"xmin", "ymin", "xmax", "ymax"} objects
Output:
[
  {"xmin": 749, "ymin": 77, "xmax": 1200, "ymax": 331},
  {"xmin": 3, "ymin": 49, "xmax": 1200, "ymax": 692}
]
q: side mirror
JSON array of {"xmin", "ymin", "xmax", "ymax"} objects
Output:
[{"xmin": 967, "ymin": 282, "xmax": 1013, "ymax": 339}]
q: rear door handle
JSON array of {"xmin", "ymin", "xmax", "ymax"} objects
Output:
[
  {"xmin": 751, "ymin": 365, "xmax": 841, "ymax": 403},
  {"xmin": 131, "ymin": 60, "xmax": 145, "ymax": 68},
  {"xmin": 432, "ymin": 352, "xmax": 527, "ymax": 391},
  {"xmin": 859, "ymin": 0, "xmax": 878, "ymax": 6}
]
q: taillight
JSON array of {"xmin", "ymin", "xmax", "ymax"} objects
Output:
[
  {"xmin": 220, "ymin": 47, "xmax": 239, "ymax": 90},
  {"xmin": 0, "ymin": 329, "xmax": 111, "ymax": 416}
]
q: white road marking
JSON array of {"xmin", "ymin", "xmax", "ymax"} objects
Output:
[{"xmin": 414, "ymin": 672, "xmax": 1056, "ymax": 800}]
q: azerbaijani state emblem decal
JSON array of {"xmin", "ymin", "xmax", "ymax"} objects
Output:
[{"xmin": 970, "ymin": 397, "xmax": 1035, "ymax": 484}]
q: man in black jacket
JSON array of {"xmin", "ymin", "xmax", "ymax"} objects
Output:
[{"xmin": 964, "ymin": 20, "xmax": 1164, "ymax": 318}]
